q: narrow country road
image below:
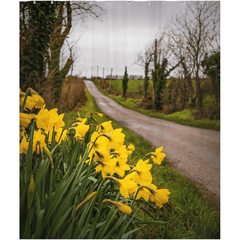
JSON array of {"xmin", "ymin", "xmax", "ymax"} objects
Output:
[{"xmin": 84, "ymin": 80, "xmax": 220, "ymax": 198}]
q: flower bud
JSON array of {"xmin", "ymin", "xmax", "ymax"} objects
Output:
[
  {"xmin": 44, "ymin": 146, "xmax": 54, "ymax": 168},
  {"xmin": 103, "ymin": 199, "xmax": 132, "ymax": 214},
  {"xmin": 75, "ymin": 191, "xmax": 97, "ymax": 211},
  {"xmin": 27, "ymin": 87, "xmax": 39, "ymax": 95},
  {"xmin": 28, "ymin": 175, "xmax": 35, "ymax": 208}
]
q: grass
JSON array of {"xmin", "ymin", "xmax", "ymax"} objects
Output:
[
  {"xmin": 102, "ymin": 91, "xmax": 220, "ymax": 131},
  {"xmin": 63, "ymin": 89, "xmax": 220, "ymax": 239},
  {"xmin": 106, "ymin": 79, "xmax": 147, "ymax": 94},
  {"xmin": 102, "ymin": 79, "xmax": 220, "ymax": 131}
]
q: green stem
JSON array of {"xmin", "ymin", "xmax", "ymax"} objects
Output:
[
  {"xmin": 80, "ymin": 179, "xmax": 104, "ymax": 238},
  {"xmin": 99, "ymin": 208, "xmax": 118, "ymax": 239},
  {"xmin": 25, "ymin": 120, "xmax": 35, "ymax": 183},
  {"xmin": 23, "ymin": 207, "xmax": 31, "ymax": 239},
  {"xmin": 131, "ymin": 187, "xmax": 141, "ymax": 208},
  {"xmin": 80, "ymin": 154, "xmax": 94, "ymax": 200},
  {"xmin": 87, "ymin": 201, "xmax": 104, "ymax": 239},
  {"xmin": 57, "ymin": 128, "xmax": 67, "ymax": 145},
  {"xmin": 50, "ymin": 126, "xmax": 55, "ymax": 149},
  {"xmin": 20, "ymin": 89, "xmax": 29, "ymax": 113},
  {"xmin": 115, "ymin": 188, "xmax": 141, "ymax": 239}
]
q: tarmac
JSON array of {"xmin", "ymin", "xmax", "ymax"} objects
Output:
[{"xmin": 84, "ymin": 80, "xmax": 220, "ymax": 199}]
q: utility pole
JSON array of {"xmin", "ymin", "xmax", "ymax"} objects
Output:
[
  {"xmin": 108, "ymin": 68, "xmax": 113, "ymax": 92},
  {"xmin": 102, "ymin": 68, "xmax": 104, "ymax": 85}
]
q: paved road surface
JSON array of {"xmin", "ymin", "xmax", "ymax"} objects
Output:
[{"xmin": 84, "ymin": 80, "xmax": 220, "ymax": 197}]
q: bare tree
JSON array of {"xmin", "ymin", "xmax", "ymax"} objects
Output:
[
  {"xmin": 168, "ymin": 30, "xmax": 195, "ymax": 108},
  {"xmin": 170, "ymin": 1, "xmax": 220, "ymax": 111},
  {"xmin": 43, "ymin": 1, "xmax": 105, "ymax": 108}
]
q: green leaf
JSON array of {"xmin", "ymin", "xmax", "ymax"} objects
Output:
[
  {"xmin": 48, "ymin": 206, "xmax": 73, "ymax": 238},
  {"xmin": 88, "ymin": 176, "xmax": 98, "ymax": 183},
  {"xmin": 34, "ymin": 209, "xmax": 45, "ymax": 238},
  {"xmin": 121, "ymin": 227, "xmax": 143, "ymax": 239},
  {"xmin": 134, "ymin": 220, "xmax": 168, "ymax": 225}
]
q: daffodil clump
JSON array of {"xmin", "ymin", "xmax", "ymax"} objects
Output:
[{"xmin": 20, "ymin": 87, "xmax": 170, "ymax": 239}]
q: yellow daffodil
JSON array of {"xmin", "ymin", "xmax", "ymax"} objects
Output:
[
  {"xmin": 73, "ymin": 117, "xmax": 85, "ymax": 125},
  {"xmin": 135, "ymin": 183, "xmax": 170, "ymax": 208},
  {"xmin": 20, "ymin": 96, "xmax": 35, "ymax": 111},
  {"xmin": 98, "ymin": 120, "xmax": 113, "ymax": 134},
  {"xmin": 46, "ymin": 127, "xmax": 67, "ymax": 144},
  {"xmin": 93, "ymin": 146, "xmax": 110, "ymax": 162},
  {"xmin": 113, "ymin": 157, "xmax": 130, "ymax": 177},
  {"xmin": 94, "ymin": 147, "xmax": 117, "ymax": 178},
  {"xmin": 90, "ymin": 131, "xmax": 110, "ymax": 152},
  {"xmin": 103, "ymin": 199, "xmax": 132, "ymax": 214},
  {"xmin": 35, "ymin": 108, "xmax": 50, "ymax": 129},
  {"xmin": 135, "ymin": 186, "xmax": 151, "ymax": 201},
  {"xmin": 127, "ymin": 159, "xmax": 153, "ymax": 184},
  {"xmin": 49, "ymin": 108, "xmax": 65, "ymax": 130},
  {"xmin": 150, "ymin": 147, "xmax": 166, "ymax": 165},
  {"xmin": 75, "ymin": 118, "xmax": 89, "ymax": 138},
  {"xmin": 20, "ymin": 88, "xmax": 44, "ymax": 110},
  {"xmin": 93, "ymin": 146, "xmax": 115, "ymax": 176},
  {"xmin": 105, "ymin": 176, "xmax": 138, "ymax": 199},
  {"xmin": 20, "ymin": 127, "xmax": 26, "ymax": 139},
  {"xmin": 20, "ymin": 113, "xmax": 34, "ymax": 128},
  {"xmin": 150, "ymin": 188, "xmax": 170, "ymax": 208},
  {"xmin": 20, "ymin": 135, "xmax": 29, "ymax": 154},
  {"xmin": 32, "ymin": 129, "xmax": 47, "ymax": 154},
  {"xmin": 108, "ymin": 128, "xmax": 125, "ymax": 150},
  {"xmin": 113, "ymin": 145, "xmax": 129, "ymax": 160},
  {"xmin": 127, "ymin": 143, "xmax": 135, "ymax": 155},
  {"xmin": 56, "ymin": 128, "xmax": 67, "ymax": 143},
  {"xmin": 31, "ymin": 94, "xmax": 45, "ymax": 109},
  {"xmin": 20, "ymin": 88, "xmax": 26, "ymax": 97},
  {"xmin": 75, "ymin": 191, "xmax": 97, "ymax": 211}
]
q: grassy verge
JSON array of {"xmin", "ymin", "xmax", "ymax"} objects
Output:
[
  {"xmin": 63, "ymin": 89, "xmax": 220, "ymax": 239},
  {"xmin": 99, "ymin": 80, "xmax": 220, "ymax": 131}
]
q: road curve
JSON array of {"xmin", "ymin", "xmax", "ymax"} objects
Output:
[{"xmin": 84, "ymin": 80, "xmax": 220, "ymax": 197}]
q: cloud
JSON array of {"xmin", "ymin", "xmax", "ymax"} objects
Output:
[{"xmin": 68, "ymin": 1, "xmax": 186, "ymax": 77}]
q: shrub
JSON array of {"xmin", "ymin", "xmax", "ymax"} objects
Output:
[{"xmin": 122, "ymin": 66, "xmax": 129, "ymax": 97}]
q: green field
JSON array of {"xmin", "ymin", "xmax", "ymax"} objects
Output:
[
  {"xmin": 63, "ymin": 89, "xmax": 220, "ymax": 239},
  {"xmin": 96, "ymin": 79, "xmax": 220, "ymax": 131},
  {"xmin": 106, "ymin": 79, "xmax": 148, "ymax": 95}
]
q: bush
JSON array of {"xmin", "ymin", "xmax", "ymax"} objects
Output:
[{"xmin": 20, "ymin": 87, "xmax": 170, "ymax": 238}]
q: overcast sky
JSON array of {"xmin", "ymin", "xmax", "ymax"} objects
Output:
[{"xmin": 66, "ymin": 0, "xmax": 186, "ymax": 78}]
